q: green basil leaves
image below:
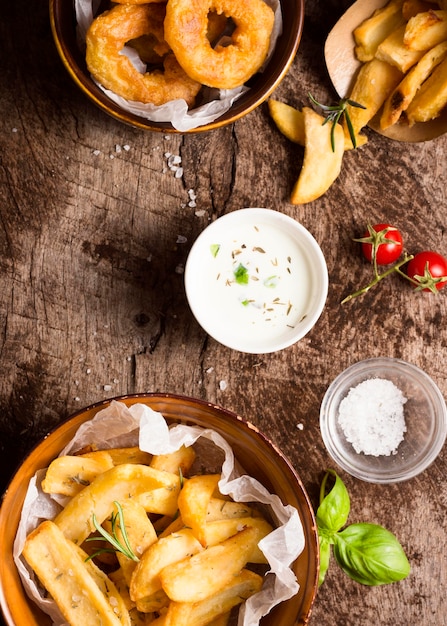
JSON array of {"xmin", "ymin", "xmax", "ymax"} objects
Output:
[{"xmin": 316, "ymin": 470, "xmax": 410, "ymax": 586}]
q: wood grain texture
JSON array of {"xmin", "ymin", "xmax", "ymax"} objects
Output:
[{"xmin": 1, "ymin": 1, "xmax": 447, "ymax": 625}]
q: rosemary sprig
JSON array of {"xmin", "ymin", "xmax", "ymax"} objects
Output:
[
  {"xmin": 308, "ymin": 93, "xmax": 366, "ymax": 151},
  {"xmin": 85, "ymin": 501, "xmax": 139, "ymax": 562}
]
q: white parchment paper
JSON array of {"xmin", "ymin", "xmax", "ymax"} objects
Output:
[
  {"xmin": 74, "ymin": 0, "xmax": 283, "ymax": 131},
  {"xmin": 14, "ymin": 401, "xmax": 305, "ymax": 626}
]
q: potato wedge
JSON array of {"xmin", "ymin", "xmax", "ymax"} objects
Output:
[
  {"xmin": 177, "ymin": 473, "xmax": 221, "ymax": 546},
  {"xmin": 54, "ymin": 463, "xmax": 182, "ymax": 545},
  {"xmin": 135, "ymin": 589, "xmax": 170, "ymax": 613},
  {"xmin": 403, "ymin": 9, "xmax": 447, "ymax": 50},
  {"xmin": 160, "ymin": 527, "xmax": 258, "ymax": 603},
  {"xmin": 268, "ymin": 99, "xmax": 366, "ymax": 150},
  {"xmin": 354, "ymin": 0, "xmax": 405, "ymax": 61},
  {"xmin": 343, "ymin": 58, "xmax": 403, "ymax": 141},
  {"xmin": 150, "ymin": 444, "xmax": 196, "ymax": 476},
  {"xmin": 402, "ymin": 0, "xmax": 439, "ymax": 21},
  {"xmin": 130, "ymin": 528, "xmax": 203, "ymax": 601},
  {"xmin": 23, "ymin": 520, "xmax": 130, "ymax": 626},
  {"xmin": 82, "ymin": 447, "xmax": 153, "ymax": 466},
  {"xmin": 290, "ymin": 106, "xmax": 344, "ymax": 205},
  {"xmin": 268, "ymin": 98, "xmax": 305, "ymax": 144},
  {"xmin": 203, "ymin": 516, "xmax": 273, "ymax": 564},
  {"xmin": 380, "ymin": 40, "xmax": 447, "ymax": 127},
  {"xmin": 406, "ymin": 54, "xmax": 447, "ymax": 122},
  {"xmin": 41, "ymin": 453, "xmax": 114, "ymax": 496},
  {"xmin": 161, "ymin": 569, "xmax": 263, "ymax": 626},
  {"xmin": 111, "ymin": 500, "xmax": 158, "ymax": 585},
  {"xmin": 376, "ymin": 24, "xmax": 425, "ymax": 72}
]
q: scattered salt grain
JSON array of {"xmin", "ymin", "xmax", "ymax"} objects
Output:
[
  {"xmin": 219, "ymin": 380, "xmax": 228, "ymax": 391},
  {"xmin": 176, "ymin": 235, "xmax": 187, "ymax": 244},
  {"xmin": 103, "ymin": 384, "xmax": 112, "ymax": 392},
  {"xmin": 297, "ymin": 423, "xmax": 304, "ymax": 431},
  {"xmin": 338, "ymin": 377, "xmax": 407, "ymax": 457}
]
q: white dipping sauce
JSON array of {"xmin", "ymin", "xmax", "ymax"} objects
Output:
[
  {"xmin": 185, "ymin": 209, "xmax": 327, "ymax": 353},
  {"xmin": 207, "ymin": 223, "xmax": 311, "ymax": 337}
]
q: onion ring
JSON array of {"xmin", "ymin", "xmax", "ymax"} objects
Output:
[
  {"xmin": 86, "ymin": 4, "xmax": 202, "ymax": 106},
  {"xmin": 164, "ymin": 0, "xmax": 275, "ymax": 89},
  {"xmin": 112, "ymin": 0, "xmax": 166, "ymax": 3}
]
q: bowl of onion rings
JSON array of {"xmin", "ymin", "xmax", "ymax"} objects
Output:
[{"xmin": 49, "ymin": 0, "xmax": 304, "ymax": 133}]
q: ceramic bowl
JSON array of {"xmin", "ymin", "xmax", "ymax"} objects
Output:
[
  {"xmin": 0, "ymin": 393, "xmax": 319, "ymax": 626},
  {"xmin": 320, "ymin": 358, "xmax": 447, "ymax": 484},
  {"xmin": 184, "ymin": 208, "xmax": 328, "ymax": 353},
  {"xmin": 49, "ymin": 0, "xmax": 304, "ymax": 133}
]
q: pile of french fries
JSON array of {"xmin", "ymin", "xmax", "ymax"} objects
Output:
[
  {"xmin": 348, "ymin": 0, "xmax": 447, "ymax": 139},
  {"xmin": 22, "ymin": 444, "xmax": 274, "ymax": 626},
  {"xmin": 268, "ymin": 0, "xmax": 447, "ymax": 205}
]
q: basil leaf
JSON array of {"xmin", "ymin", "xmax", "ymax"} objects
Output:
[
  {"xmin": 318, "ymin": 536, "xmax": 331, "ymax": 587},
  {"xmin": 333, "ymin": 522, "xmax": 410, "ymax": 586},
  {"xmin": 316, "ymin": 470, "xmax": 350, "ymax": 534}
]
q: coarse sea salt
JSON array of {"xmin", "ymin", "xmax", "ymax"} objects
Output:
[{"xmin": 338, "ymin": 377, "xmax": 407, "ymax": 457}]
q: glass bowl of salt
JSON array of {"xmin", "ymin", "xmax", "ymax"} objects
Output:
[{"xmin": 319, "ymin": 357, "xmax": 447, "ymax": 483}]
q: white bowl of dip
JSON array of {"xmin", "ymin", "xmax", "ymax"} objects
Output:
[{"xmin": 184, "ymin": 208, "xmax": 328, "ymax": 353}]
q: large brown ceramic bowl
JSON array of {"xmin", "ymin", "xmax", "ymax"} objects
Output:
[
  {"xmin": 0, "ymin": 393, "xmax": 319, "ymax": 626},
  {"xmin": 49, "ymin": 0, "xmax": 304, "ymax": 133}
]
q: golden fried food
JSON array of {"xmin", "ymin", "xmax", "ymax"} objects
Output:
[
  {"xmin": 86, "ymin": 3, "xmax": 201, "ymax": 106},
  {"xmin": 164, "ymin": 0, "xmax": 275, "ymax": 89},
  {"xmin": 113, "ymin": 0, "xmax": 166, "ymax": 3}
]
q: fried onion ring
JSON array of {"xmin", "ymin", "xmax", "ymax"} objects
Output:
[
  {"xmin": 164, "ymin": 0, "xmax": 275, "ymax": 89},
  {"xmin": 113, "ymin": 0, "xmax": 166, "ymax": 3},
  {"xmin": 86, "ymin": 4, "xmax": 201, "ymax": 106}
]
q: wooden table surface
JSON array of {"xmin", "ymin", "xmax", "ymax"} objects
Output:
[{"xmin": 1, "ymin": 1, "xmax": 447, "ymax": 624}]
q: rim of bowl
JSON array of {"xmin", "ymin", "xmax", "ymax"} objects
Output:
[
  {"xmin": 48, "ymin": 0, "xmax": 305, "ymax": 133},
  {"xmin": 0, "ymin": 392, "xmax": 319, "ymax": 626},
  {"xmin": 184, "ymin": 208, "xmax": 328, "ymax": 353},
  {"xmin": 320, "ymin": 357, "xmax": 447, "ymax": 483}
]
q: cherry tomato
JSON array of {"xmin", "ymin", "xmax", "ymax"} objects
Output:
[
  {"xmin": 360, "ymin": 223, "xmax": 403, "ymax": 265},
  {"xmin": 406, "ymin": 251, "xmax": 447, "ymax": 292}
]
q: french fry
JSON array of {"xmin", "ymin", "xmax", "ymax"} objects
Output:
[
  {"xmin": 343, "ymin": 58, "xmax": 403, "ymax": 141},
  {"xmin": 375, "ymin": 24, "xmax": 425, "ymax": 71},
  {"xmin": 380, "ymin": 39, "xmax": 447, "ymax": 127},
  {"xmin": 54, "ymin": 463, "xmax": 182, "ymax": 545},
  {"xmin": 354, "ymin": 0, "xmax": 405, "ymax": 61},
  {"xmin": 268, "ymin": 98, "xmax": 305, "ymax": 144},
  {"xmin": 290, "ymin": 106, "xmax": 344, "ymax": 205},
  {"xmin": 206, "ymin": 497, "xmax": 259, "ymax": 521},
  {"xmin": 177, "ymin": 473, "xmax": 221, "ymax": 546},
  {"xmin": 268, "ymin": 99, "xmax": 367, "ymax": 150},
  {"xmin": 402, "ymin": 0, "xmax": 439, "ymax": 20},
  {"xmin": 130, "ymin": 528, "xmax": 204, "ymax": 602},
  {"xmin": 135, "ymin": 589, "xmax": 170, "ymax": 613},
  {"xmin": 82, "ymin": 446, "xmax": 153, "ymax": 466},
  {"xmin": 403, "ymin": 9, "xmax": 447, "ymax": 50},
  {"xmin": 203, "ymin": 516, "xmax": 273, "ymax": 564},
  {"xmin": 110, "ymin": 501, "xmax": 158, "ymax": 586},
  {"xmin": 406, "ymin": 54, "xmax": 447, "ymax": 121},
  {"xmin": 150, "ymin": 444, "xmax": 196, "ymax": 476},
  {"xmin": 23, "ymin": 520, "xmax": 130, "ymax": 626},
  {"xmin": 161, "ymin": 569, "xmax": 263, "ymax": 626},
  {"xmin": 160, "ymin": 527, "xmax": 259, "ymax": 603},
  {"xmin": 41, "ymin": 453, "xmax": 114, "ymax": 496}
]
